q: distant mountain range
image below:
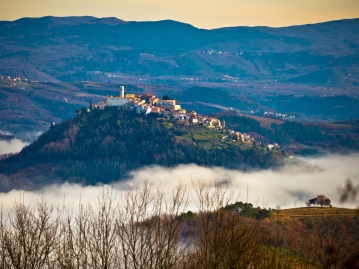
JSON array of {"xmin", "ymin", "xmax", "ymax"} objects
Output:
[{"xmin": 1, "ymin": 16, "xmax": 359, "ymax": 88}]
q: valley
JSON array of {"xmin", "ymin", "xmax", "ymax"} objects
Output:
[
  {"xmin": 1, "ymin": 78, "xmax": 359, "ymax": 137},
  {"xmin": 0, "ymin": 5, "xmax": 359, "ymax": 268},
  {"xmin": 0, "ymin": 15, "xmax": 358, "ymax": 202}
]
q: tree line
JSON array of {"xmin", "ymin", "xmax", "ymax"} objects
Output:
[{"xmin": 1, "ymin": 181, "xmax": 358, "ymax": 269}]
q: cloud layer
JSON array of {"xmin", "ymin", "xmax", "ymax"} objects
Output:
[{"xmin": 0, "ymin": 154, "xmax": 358, "ymax": 212}]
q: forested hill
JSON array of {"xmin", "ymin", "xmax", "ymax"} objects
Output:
[{"xmin": 0, "ymin": 109, "xmax": 282, "ymax": 191}]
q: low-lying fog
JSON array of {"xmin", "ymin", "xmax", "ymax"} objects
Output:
[
  {"xmin": 0, "ymin": 154, "xmax": 358, "ymax": 211},
  {"xmin": 0, "ymin": 129, "xmax": 44, "ymax": 155},
  {"xmin": 0, "ymin": 138, "xmax": 29, "ymax": 155}
]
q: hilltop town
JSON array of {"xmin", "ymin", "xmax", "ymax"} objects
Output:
[
  {"xmin": 90, "ymin": 86, "xmax": 279, "ymax": 148},
  {"xmin": 0, "ymin": 75, "xmax": 282, "ymax": 150}
]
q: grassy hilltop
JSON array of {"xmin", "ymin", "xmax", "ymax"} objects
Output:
[{"xmin": 274, "ymin": 207, "xmax": 358, "ymax": 222}]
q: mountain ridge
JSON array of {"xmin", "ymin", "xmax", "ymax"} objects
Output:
[
  {"xmin": 2, "ymin": 15, "xmax": 359, "ymax": 29},
  {"xmin": 1, "ymin": 16, "xmax": 358, "ymax": 88}
]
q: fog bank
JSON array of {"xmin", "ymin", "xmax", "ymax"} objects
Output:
[
  {"xmin": 0, "ymin": 129, "xmax": 43, "ymax": 143},
  {"xmin": 0, "ymin": 154, "xmax": 358, "ymax": 211},
  {"xmin": 0, "ymin": 138, "xmax": 29, "ymax": 155}
]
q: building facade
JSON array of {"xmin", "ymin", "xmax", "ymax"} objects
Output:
[{"xmin": 106, "ymin": 96, "xmax": 129, "ymax": 107}]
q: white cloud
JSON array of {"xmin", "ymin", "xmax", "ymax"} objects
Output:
[{"xmin": 0, "ymin": 130, "xmax": 14, "ymax": 136}]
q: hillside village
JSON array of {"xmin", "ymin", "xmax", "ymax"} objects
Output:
[
  {"xmin": 90, "ymin": 86, "xmax": 280, "ymax": 149},
  {"xmin": 0, "ymin": 75, "xmax": 281, "ymax": 150},
  {"xmin": 0, "ymin": 75, "xmax": 26, "ymax": 82}
]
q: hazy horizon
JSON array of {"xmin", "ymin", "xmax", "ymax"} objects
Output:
[
  {"xmin": 1, "ymin": 15, "xmax": 359, "ymax": 30},
  {"xmin": 1, "ymin": 0, "xmax": 359, "ymax": 29}
]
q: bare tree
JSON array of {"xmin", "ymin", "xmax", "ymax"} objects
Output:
[
  {"xmin": 185, "ymin": 179, "xmax": 266, "ymax": 269},
  {"xmin": 86, "ymin": 187, "xmax": 120, "ymax": 268},
  {"xmin": 300, "ymin": 216, "xmax": 359, "ymax": 269},
  {"xmin": 116, "ymin": 181, "xmax": 153, "ymax": 269},
  {"xmin": 146, "ymin": 182, "xmax": 189, "ymax": 269},
  {"xmin": 0, "ymin": 195, "xmax": 59, "ymax": 269},
  {"xmin": 2, "ymin": 181, "xmax": 356, "ymax": 269},
  {"xmin": 55, "ymin": 198, "xmax": 91, "ymax": 269},
  {"xmin": 116, "ymin": 181, "xmax": 188, "ymax": 269}
]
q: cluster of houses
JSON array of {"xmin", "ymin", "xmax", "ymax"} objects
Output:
[
  {"xmin": 92, "ymin": 86, "xmax": 221, "ymax": 125},
  {"xmin": 227, "ymin": 130, "xmax": 253, "ymax": 143},
  {"xmin": 0, "ymin": 76, "xmax": 27, "ymax": 82},
  {"xmin": 264, "ymin": 111, "xmax": 295, "ymax": 119},
  {"xmin": 267, "ymin": 143, "xmax": 280, "ymax": 150},
  {"xmin": 226, "ymin": 131, "xmax": 280, "ymax": 149},
  {"xmin": 92, "ymin": 86, "xmax": 279, "ymax": 150}
]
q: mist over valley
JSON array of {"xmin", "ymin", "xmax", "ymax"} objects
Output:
[{"xmin": 1, "ymin": 153, "xmax": 358, "ymax": 211}]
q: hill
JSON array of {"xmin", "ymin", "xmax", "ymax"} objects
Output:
[
  {"xmin": 1, "ymin": 76, "xmax": 358, "ymax": 156},
  {"xmin": 0, "ymin": 109, "xmax": 283, "ymax": 191},
  {"xmin": 276, "ymin": 207, "xmax": 358, "ymax": 219},
  {"xmin": 0, "ymin": 17, "xmax": 358, "ymax": 90}
]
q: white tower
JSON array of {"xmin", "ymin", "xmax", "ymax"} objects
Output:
[{"xmin": 120, "ymin": 86, "xmax": 125, "ymax": 98}]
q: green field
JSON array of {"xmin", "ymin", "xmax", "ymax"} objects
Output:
[
  {"xmin": 276, "ymin": 207, "xmax": 358, "ymax": 219},
  {"xmin": 179, "ymin": 125, "xmax": 250, "ymax": 150},
  {"xmin": 99, "ymin": 111, "xmax": 115, "ymax": 121}
]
